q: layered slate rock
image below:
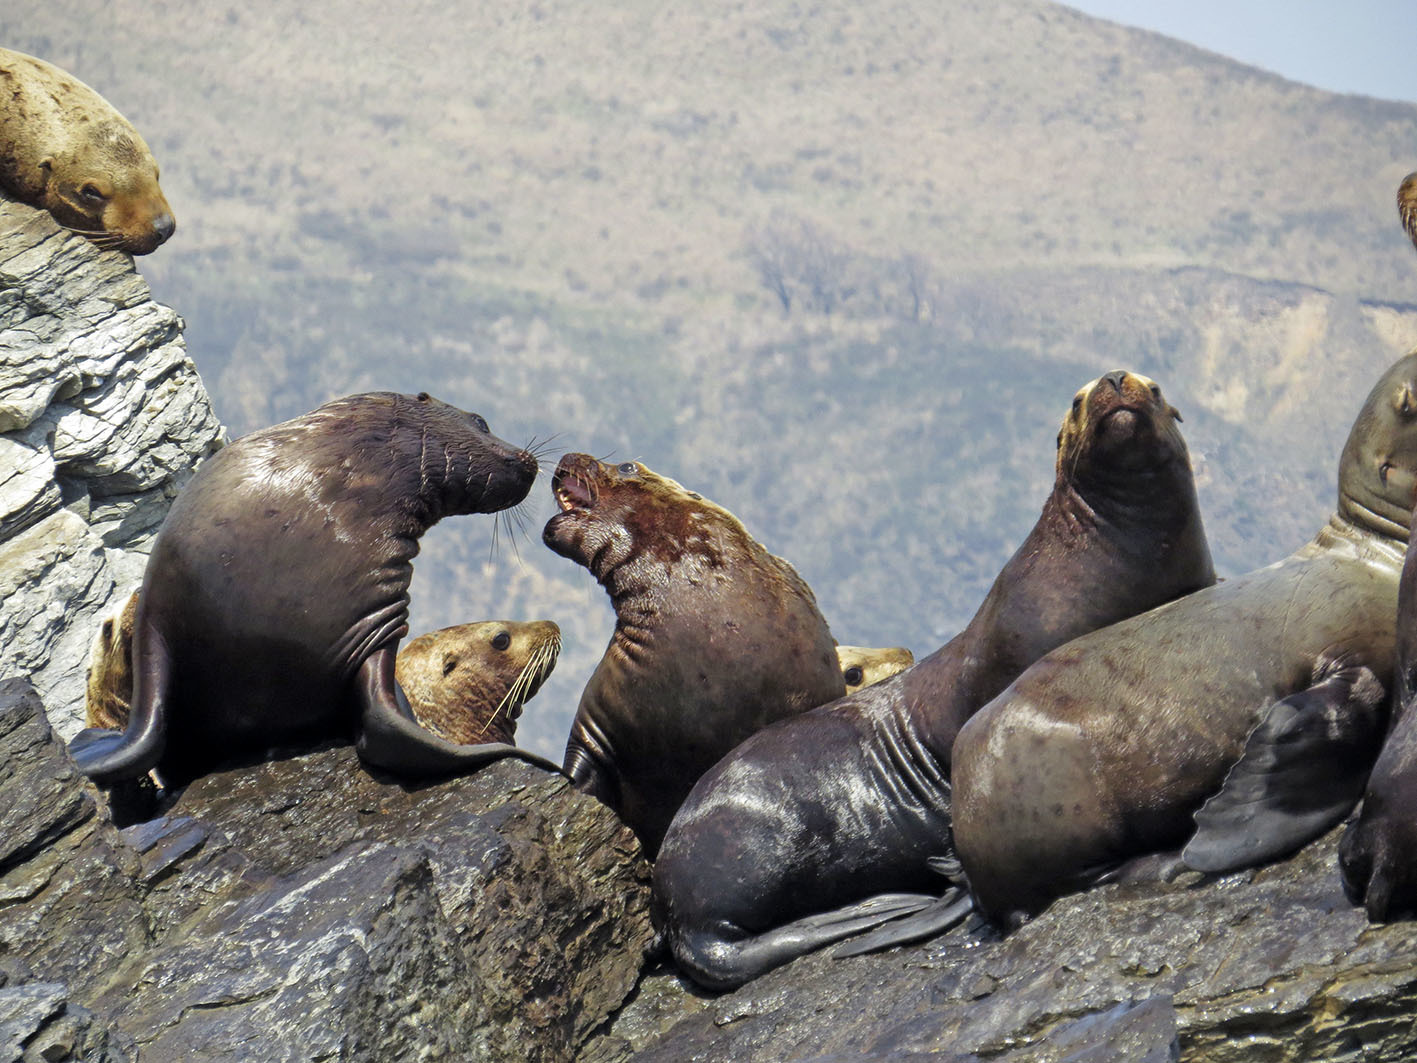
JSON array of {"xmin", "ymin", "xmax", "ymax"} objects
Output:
[
  {"xmin": 0, "ymin": 198, "xmax": 224, "ymax": 736},
  {"xmin": 0, "ymin": 680, "xmax": 653, "ymax": 1063}
]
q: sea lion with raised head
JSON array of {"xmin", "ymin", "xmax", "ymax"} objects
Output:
[
  {"xmin": 69, "ymin": 391, "xmax": 559, "ymax": 788},
  {"xmin": 836, "ymin": 644, "xmax": 914, "ymax": 694},
  {"xmin": 543, "ymin": 454, "xmax": 845, "ymax": 857},
  {"xmin": 0, "ymin": 48, "xmax": 175, "ymax": 254},
  {"xmin": 652, "ymin": 370, "xmax": 1215, "ymax": 989},
  {"xmin": 87, "ymin": 595, "xmax": 559, "ymax": 751},
  {"xmin": 953, "ymin": 353, "xmax": 1417, "ymax": 929}
]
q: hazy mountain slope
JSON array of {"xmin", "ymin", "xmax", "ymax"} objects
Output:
[{"xmin": 5, "ymin": 0, "xmax": 1417, "ymax": 756}]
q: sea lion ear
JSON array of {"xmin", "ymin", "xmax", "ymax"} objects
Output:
[
  {"xmin": 1055, "ymin": 431, "xmax": 1063, "ymax": 449},
  {"xmin": 1170, "ymin": 405, "xmax": 1183, "ymax": 423},
  {"xmin": 39, "ymin": 157, "xmax": 53, "ymax": 174}
]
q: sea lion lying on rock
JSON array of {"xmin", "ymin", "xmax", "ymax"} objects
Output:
[
  {"xmin": 652, "ymin": 370, "xmax": 1215, "ymax": 988},
  {"xmin": 954, "ymin": 353, "xmax": 1417, "ymax": 928},
  {"xmin": 543, "ymin": 453, "xmax": 845, "ymax": 857},
  {"xmin": 69, "ymin": 392, "xmax": 558, "ymax": 788},
  {"xmin": 0, "ymin": 47, "xmax": 175, "ymax": 253},
  {"xmin": 87, "ymin": 592, "xmax": 559, "ymax": 751}
]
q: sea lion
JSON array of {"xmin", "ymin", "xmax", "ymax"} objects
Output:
[
  {"xmin": 836, "ymin": 644, "xmax": 914, "ymax": 694},
  {"xmin": 652, "ymin": 370, "xmax": 1215, "ymax": 989},
  {"xmin": 0, "ymin": 48, "xmax": 175, "ymax": 254},
  {"xmin": 86, "ymin": 594, "xmax": 559, "ymax": 750},
  {"xmin": 395, "ymin": 620, "xmax": 560, "ymax": 745},
  {"xmin": 953, "ymin": 353, "xmax": 1417, "ymax": 929},
  {"xmin": 85, "ymin": 588, "xmax": 139, "ymax": 732},
  {"xmin": 68, "ymin": 391, "xmax": 559, "ymax": 788},
  {"xmin": 543, "ymin": 453, "xmax": 845, "ymax": 857}
]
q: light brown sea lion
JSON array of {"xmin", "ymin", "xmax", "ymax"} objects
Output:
[
  {"xmin": 836, "ymin": 644, "xmax": 914, "ymax": 694},
  {"xmin": 68, "ymin": 392, "xmax": 559, "ymax": 788},
  {"xmin": 395, "ymin": 620, "xmax": 560, "ymax": 745},
  {"xmin": 543, "ymin": 453, "xmax": 845, "ymax": 857},
  {"xmin": 651, "ymin": 371, "xmax": 1215, "ymax": 989},
  {"xmin": 953, "ymin": 353, "xmax": 1417, "ymax": 929},
  {"xmin": 0, "ymin": 47, "xmax": 174, "ymax": 254},
  {"xmin": 87, "ymin": 595, "xmax": 559, "ymax": 750}
]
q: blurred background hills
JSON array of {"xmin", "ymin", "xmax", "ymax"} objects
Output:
[{"xmin": 5, "ymin": 0, "xmax": 1417, "ymax": 756}]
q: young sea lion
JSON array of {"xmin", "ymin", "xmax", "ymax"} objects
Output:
[
  {"xmin": 652, "ymin": 371, "xmax": 1215, "ymax": 989},
  {"xmin": 395, "ymin": 620, "xmax": 560, "ymax": 745},
  {"xmin": 836, "ymin": 644, "xmax": 914, "ymax": 694},
  {"xmin": 543, "ymin": 453, "xmax": 845, "ymax": 857},
  {"xmin": 87, "ymin": 596, "xmax": 559, "ymax": 751},
  {"xmin": 68, "ymin": 392, "xmax": 559, "ymax": 788},
  {"xmin": 953, "ymin": 353, "xmax": 1417, "ymax": 928},
  {"xmin": 0, "ymin": 48, "xmax": 175, "ymax": 254}
]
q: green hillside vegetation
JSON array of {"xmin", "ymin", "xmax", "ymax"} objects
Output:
[{"xmin": 5, "ymin": 0, "xmax": 1417, "ymax": 756}]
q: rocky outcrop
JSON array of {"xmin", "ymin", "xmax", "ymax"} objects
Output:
[
  {"xmin": 0, "ymin": 198, "xmax": 224, "ymax": 738},
  {"xmin": 0, "ymin": 679, "xmax": 653, "ymax": 1062}
]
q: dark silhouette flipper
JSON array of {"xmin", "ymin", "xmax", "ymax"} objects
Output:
[
  {"xmin": 1183, "ymin": 655, "xmax": 1387, "ymax": 873},
  {"xmin": 70, "ymin": 612, "xmax": 170, "ymax": 785},
  {"xmin": 355, "ymin": 646, "xmax": 562, "ymax": 776},
  {"xmin": 833, "ymin": 887, "xmax": 974, "ymax": 957}
]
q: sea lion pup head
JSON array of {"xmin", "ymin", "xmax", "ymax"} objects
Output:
[
  {"xmin": 85, "ymin": 589, "xmax": 139, "ymax": 731},
  {"xmin": 1055, "ymin": 369, "xmax": 1188, "ymax": 483},
  {"xmin": 41, "ymin": 117, "xmax": 175, "ymax": 254},
  {"xmin": 269, "ymin": 391, "xmax": 540, "ymax": 521},
  {"xmin": 1337, "ymin": 352, "xmax": 1417, "ymax": 541},
  {"xmin": 395, "ymin": 620, "xmax": 561, "ymax": 746},
  {"xmin": 543, "ymin": 454, "xmax": 757, "ymax": 587},
  {"xmin": 836, "ymin": 644, "xmax": 914, "ymax": 694}
]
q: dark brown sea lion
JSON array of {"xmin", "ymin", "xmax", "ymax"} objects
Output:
[
  {"xmin": 86, "ymin": 596, "xmax": 559, "ymax": 749},
  {"xmin": 652, "ymin": 370, "xmax": 1215, "ymax": 989},
  {"xmin": 543, "ymin": 453, "xmax": 845, "ymax": 857},
  {"xmin": 953, "ymin": 353, "xmax": 1417, "ymax": 929},
  {"xmin": 68, "ymin": 392, "xmax": 559, "ymax": 787},
  {"xmin": 395, "ymin": 620, "xmax": 560, "ymax": 745},
  {"xmin": 836, "ymin": 644, "xmax": 914, "ymax": 694},
  {"xmin": 0, "ymin": 48, "xmax": 175, "ymax": 254}
]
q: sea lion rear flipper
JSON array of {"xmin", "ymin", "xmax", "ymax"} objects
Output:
[
  {"xmin": 354, "ymin": 647, "xmax": 562, "ymax": 776},
  {"xmin": 70, "ymin": 612, "xmax": 171, "ymax": 785},
  {"xmin": 1182, "ymin": 656, "xmax": 1388, "ymax": 874},
  {"xmin": 833, "ymin": 887, "xmax": 974, "ymax": 957}
]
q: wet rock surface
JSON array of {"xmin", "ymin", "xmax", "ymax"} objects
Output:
[{"xmin": 0, "ymin": 198, "xmax": 224, "ymax": 736}]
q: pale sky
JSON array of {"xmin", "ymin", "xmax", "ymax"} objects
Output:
[{"xmin": 1064, "ymin": 1, "xmax": 1417, "ymax": 104}]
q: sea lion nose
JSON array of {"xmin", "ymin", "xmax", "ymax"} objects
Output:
[
  {"xmin": 151, "ymin": 213, "xmax": 176, "ymax": 243},
  {"xmin": 1101, "ymin": 370, "xmax": 1128, "ymax": 393}
]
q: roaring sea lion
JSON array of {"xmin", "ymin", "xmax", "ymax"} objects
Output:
[
  {"xmin": 86, "ymin": 594, "xmax": 559, "ymax": 750},
  {"xmin": 652, "ymin": 371, "xmax": 1215, "ymax": 989},
  {"xmin": 543, "ymin": 453, "xmax": 845, "ymax": 857},
  {"xmin": 69, "ymin": 392, "xmax": 559, "ymax": 788},
  {"xmin": 953, "ymin": 353, "xmax": 1417, "ymax": 929},
  {"xmin": 836, "ymin": 644, "xmax": 914, "ymax": 694},
  {"xmin": 0, "ymin": 48, "xmax": 175, "ymax": 254},
  {"xmin": 395, "ymin": 620, "xmax": 560, "ymax": 745}
]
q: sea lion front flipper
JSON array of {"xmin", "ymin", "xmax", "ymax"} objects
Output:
[
  {"xmin": 833, "ymin": 887, "xmax": 974, "ymax": 958},
  {"xmin": 354, "ymin": 647, "xmax": 562, "ymax": 776},
  {"xmin": 1182, "ymin": 656, "xmax": 1388, "ymax": 874},
  {"xmin": 70, "ymin": 612, "xmax": 171, "ymax": 785}
]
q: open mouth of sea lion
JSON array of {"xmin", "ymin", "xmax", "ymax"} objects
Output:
[{"xmin": 553, "ymin": 464, "xmax": 597, "ymax": 512}]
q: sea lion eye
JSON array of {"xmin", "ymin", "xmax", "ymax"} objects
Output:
[
  {"xmin": 1399, "ymin": 385, "xmax": 1416, "ymax": 417},
  {"xmin": 843, "ymin": 666, "xmax": 864, "ymax": 686},
  {"xmin": 617, "ymin": 462, "xmax": 638, "ymax": 475},
  {"xmin": 416, "ymin": 392, "xmax": 430, "ymax": 402},
  {"xmin": 1071, "ymin": 396, "xmax": 1083, "ymax": 414},
  {"xmin": 473, "ymin": 414, "xmax": 490, "ymax": 433},
  {"xmin": 492, "ymin": 631, "xmax": 511, "ymax": 651},
  {"xmin": 1056, "ymin": 431, "xmax": 1063, "ymax": 449},
  {"xmin": 80, "ymin": 183, "xmax": 107, "ymax": 203},
  {"xmin": 1380, "ymin": 461, "xmax": 1393, "ymax": 485},
  {"xmin": 1149, "ymin": 384, "xmax": 1161, "ymax": 399}
]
